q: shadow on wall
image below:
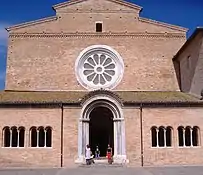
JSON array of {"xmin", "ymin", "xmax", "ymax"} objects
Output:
[{"xmin": 173, "ymin": 60, "xmax": 181, "ymax": 91}]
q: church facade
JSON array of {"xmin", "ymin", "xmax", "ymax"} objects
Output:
[{"xmin": 1, "ymin": 0, "xmax": 203, "ymax": 168}]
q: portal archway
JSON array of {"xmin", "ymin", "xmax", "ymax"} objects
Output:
[
  {"xmin": 76, "ymin": 95, "xmax": 127, "ymax": 164},
  {"xmin": 89, "ymin": 106, "xmax": 114, "ymax": 157}
]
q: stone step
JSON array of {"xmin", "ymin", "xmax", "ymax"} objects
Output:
[{"xmin": 78, "ymin": 163, "xmax": 125, "ymax": 168}]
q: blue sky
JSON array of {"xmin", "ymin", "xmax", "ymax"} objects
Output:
[{"xmin": 0, "ymin": 0, "xmax": 202, "ymax": 90}]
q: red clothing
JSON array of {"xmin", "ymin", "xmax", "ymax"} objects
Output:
[{"xmin": 107, "ymin": 152, "xmax": 111, "ymax": 159}]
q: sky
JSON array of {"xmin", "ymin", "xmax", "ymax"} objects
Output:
[{"xmin": 0, "ymin": 0, "xmax": 202, "ymax": 90}]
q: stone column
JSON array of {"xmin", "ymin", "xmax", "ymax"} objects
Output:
[
  {"xmin": 113, "ymin": 121, "xmax": 117, "ymax": 156},
  {"xmin": 76, "ymin": 119, "xmax": 89, "ymax": 164},
  {"xmin": 82, "ymin": 120, "xmax": 90, "ymax": 154},
  {"xmin": 82, "ymin": 122, "xmax": 86, "ymax": 155},
  {"xmin": 121, "ymin": 119, "xmax": 126, "ymax": 155},
  {"xmin": 85, "ymin": 122, "xmax": 89, "ymax": 146},
  {"xmin": 113, "ymin": 118, "xmax": 127, "ymax": 164},
  {"xmin": 78, "ymin": 120, "xmax": 83, "ymax": 158},
  {"xmin": 117, "ymin": 120, "xmax": 122, "ymax": 155}
]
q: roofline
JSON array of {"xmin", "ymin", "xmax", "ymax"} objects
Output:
[
  {"xmin": 139, "ymin": 17, "xmax": 188, "ymax": 32},
  {"xmin": 6, "ymin": 16, "xmax": 57, "ymax": 31},
  {"xmin": 173, "ymin": 27, "xmax": 203, "ymax": 61},
  {"xmin": 0, "ymin": 101, "xmax": 202, "ymax": 107},
  {"xmin": 52, "ymin": 0, "xmax": 143, "ymax": 11}
]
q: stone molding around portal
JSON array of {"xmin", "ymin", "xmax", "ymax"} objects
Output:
[{"xmin": 76, "ymin": 93, "xmax": 127, "ymax": 164}]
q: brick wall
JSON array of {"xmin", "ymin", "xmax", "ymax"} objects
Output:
[
  {"xmin": 124, "ymin": 107, "xmax": 142, "ymax": 167},
  {"xmin": 176, "ymin": 32, "xmax": 203, "ymax": 96},
  {"xmin": 5, "ymin": 0, "xmax": 186, "ymax": 91},
  {"xmin": 0, "ymin": 106, "xmax": 203, "ymax": 167},
  {"xmin": 63, "ymin": 107, "xmax": 80, "ymax": 167},
  {"xmin": 0, "ymin": 108, "xmax": 61, "ymax": 168},
  {"xmin": 6, "ymin": 36, "xmax": 184, "ymax": 91},
  {"xmin": 142, "ymin": 108, "xmax": 203, "ymax": 166}
]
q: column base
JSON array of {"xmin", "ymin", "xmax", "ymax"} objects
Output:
[
  {"xmin": 75, "ymin": 155, "xmax": 85, "ymax": 164},
  {"xmin": 113, "ymin": 155, "xmax": 129, "ymax": 164}
]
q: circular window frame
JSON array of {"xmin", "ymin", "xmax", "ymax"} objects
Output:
[{"xmin": 75, "ymin": 45, "xmax": 124, "ymax": 90}]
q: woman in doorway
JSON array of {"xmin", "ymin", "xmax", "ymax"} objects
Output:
[
  {"xmin": 85, "ymin": 144, "xmax": 91, "ymax": 165},
  {"xmin": 85, "ymin": 144, "xmax": 95, "ymax": 165},
  {"xmin": 106, "ymin": 144, "xmax": 113, "ymax": 164}
]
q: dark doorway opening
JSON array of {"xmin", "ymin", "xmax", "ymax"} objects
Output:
[{"xmin": 89, "ymin": 106, "xmax": 114, "ymax": 157}]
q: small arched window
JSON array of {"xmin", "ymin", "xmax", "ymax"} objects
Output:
[
  {"xmin": 178, "ymin": 126, "xmax": 200, "ymax": 147},
  {"xmin": 30, "ymin": 127, "xmax": 37, "ymax": 147},
  {"xmin": 11, "ymin": 127, "xmax": 18, "ymax": 147},
  {"xmin": 151, "ymin": 127, "xmax": 157, "ymax": 147},
  {"xmin": 151, "ymin": 126, "xmax": 173, "ymax": 148},
  {"xmin": 192, "ymin": 126, "xmax": 200, "ymax": 146},
  {"xmin": 178, "ymin": 126, "xmax": 184, "ymax": 146},
  {"xmin": 39, "ymin": 127, "xmax": 45, "ymax": 147},
  {"xmin": 185, "ymin": 126, "xmax": 191, "ymax": 146},
  {"xmin": 3, "ymin": 127, "xmax": 10, "ymax": 147},
  {"xmin": 30, "ymin": 126, "xmax": 52, "ymax": 147},
  {"xmin": 166, "ymin": 127, "xmax": 172, "ymax": 147},
  {"xmin": 3, "ymin": 126, "xmax": 25, "ymax": 148},
  {"xmin": 45, "ymin": 127, "xmax": 52, "ymax": 147},
  {"xmin": 18, "ymin": 127, "xmax": 25, "ymax": 147},
  {"xmin": 158, "ymin": 127, "xmax": 165, "ymax": 147}
]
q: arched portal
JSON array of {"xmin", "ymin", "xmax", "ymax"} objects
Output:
[
  {"xmin": 89, "ymin": 106, "xmax": 114, "ymax": 157},
  {"xmin": 76, "ymin": 95, "xmax": 127, "ymax": 164}
]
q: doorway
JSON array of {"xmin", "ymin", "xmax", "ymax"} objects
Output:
[{"xmin": 89, "ymin": 106, "xmax": 114, "ymax": 157}]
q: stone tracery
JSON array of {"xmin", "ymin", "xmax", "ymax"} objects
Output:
[{"xmin": 75, "ymin": 45, "xmax": 124, "ymax": 90}]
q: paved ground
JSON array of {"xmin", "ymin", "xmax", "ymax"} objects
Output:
[{"xmin": 0, "ymin": 165, "xmax": 203, "ymax": 175}]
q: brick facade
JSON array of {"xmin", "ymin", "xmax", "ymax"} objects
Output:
[
  {"xmin": 6, "ymin": 36, "xmax": 185, "ymax": 91},
  {"xmin": 0, "ymin": 106, "xmax": 203, "ymax": 167},
  {"xmin": 5, "ymin": 0, "xmax": 187, "ymax": 91},
  {"xmin": 0, "ymin": 108, "xmax": 61, "ymax": 167},
  {"xmin": 142, "ymin": 108, "xmax": 203, "ymax": 166},
  {"xmin": 1, "ymin": 0, "xmax": 202, "ymax": 168}
]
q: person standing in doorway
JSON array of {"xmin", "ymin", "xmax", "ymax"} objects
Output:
[
  {"xmin": 106, "ymin": 144, "xmax": 113, "ymax": 164},
  {"xmin": 95, "ymin": 146, "xmax": 100, "ymax": 159},
  {"xmin": 85, "ymin": 144, "xmax": 91, "ymax": 165}
]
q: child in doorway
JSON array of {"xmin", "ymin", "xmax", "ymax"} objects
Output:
[{"xmin": 95, "ymin": 146, "xmax": 100, "ymax": 159}]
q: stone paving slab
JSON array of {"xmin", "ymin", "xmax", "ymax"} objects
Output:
[
  {"xmin": 0, "ymin": 166, "xmax": 203, "ymax": 175},
  {"xmin": 145, "ymin": 166, "xmax": 203, "ymax": 175}
]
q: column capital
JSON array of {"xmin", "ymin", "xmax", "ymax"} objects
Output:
[{"xmin": 79, "ymin": 118, "xmax": 90, "ymax": 122}]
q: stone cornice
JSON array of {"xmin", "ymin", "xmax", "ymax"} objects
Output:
[
  {"xmin": 139, "ymin": 17, "xmax": 188, "ymax": 32},
  {"xmin": 53, "ymin": 0, "xmax": 142, "ymax": 12},
  {"xmin": 6, "ymin": 16, "xmax": 57, "ymax": 31},
  {"xmin": 57, "ymin": 9, "xmax": 139, "ymax": 13},
  {"xmin": 9, "ymin": 32, "xmax": 186, "ymax": 38}
]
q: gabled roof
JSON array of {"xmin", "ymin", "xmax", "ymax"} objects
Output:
[
  {"xmin": 139, "ymin": 17, "xmax": 188, "ymax": 32},
  {"xmin": 0, "ymin": 90, "xmax": 202, "ymax": 105},
  {"xmin": 5, "ymin": 0, "xmax": 187, "ymax": 33},
  {"xmin": 6, "ymin": 16, "xmax": 57, "ymax": 31},
  {"xmin": 173, "ymin": 27, "xmax": 203, "ymax": 61},
  {"xmin": 52, "ymin": 0, "xmax": 142, "ymax": 11}
]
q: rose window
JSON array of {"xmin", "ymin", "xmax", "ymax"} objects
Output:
[{"xmin": 75, "ymin": 45, "xmax": 124, "ymax": 90}]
